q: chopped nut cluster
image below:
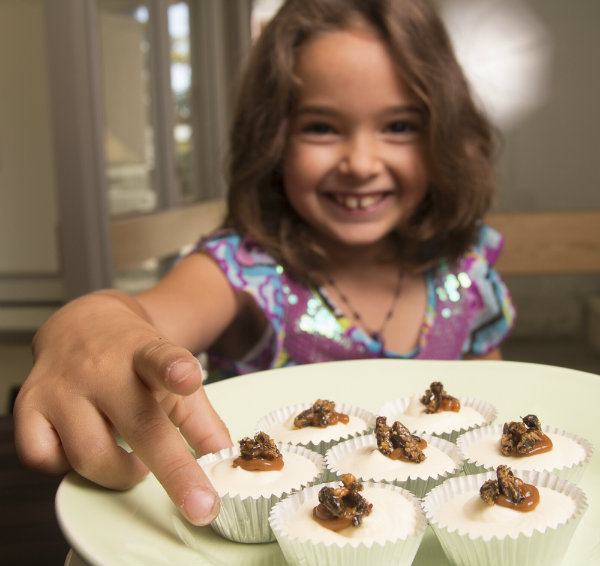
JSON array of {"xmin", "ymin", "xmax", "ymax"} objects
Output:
[
  {"xmin": 317, "ymin": 474, "xmax": 372, "ymax": 527},
  {"xmin": 500, "ymin": 414, "xmax": 544, "ymax": 456},
  {"xmin": 238, "ymin": 432, "xmax": 281, "ymax": 461},
  {"xmin": 375, "ymin": 416, "xmax": 426, "ymax": 462},
  {"xmin": 420, "ymin": 381, "xmax": 460, "ymax": 413},
  {"xmin": 480, "ymin": 465, "xmax": 525, "ymax": 505},
  {"xmin": 294, "ymin": 399, "xmax": 348, "ymax": 428}
]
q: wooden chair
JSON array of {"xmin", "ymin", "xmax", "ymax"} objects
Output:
[{"xmin": 486, "ymin": 210, "xmax": 600, "ymax": 275}]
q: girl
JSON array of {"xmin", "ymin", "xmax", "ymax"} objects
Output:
[{"xmin": 14, "ymin": 0, "xmax": 514, "ymax": 526}]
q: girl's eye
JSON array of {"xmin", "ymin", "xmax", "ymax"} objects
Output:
[
  {"xmin": 300, "ymin": 122, "xmax": 337, "ymax": 135},
  {"xmin": 385, "ymin": 120, "xmax": 419, "ymax": 134}
]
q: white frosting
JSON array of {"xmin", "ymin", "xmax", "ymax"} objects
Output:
[
  {"xmin": 267, "ymin": 413, "xmax": 367, "ymax": 444},
  {"xmin": 281, "ymin": 487, "xmax": 419, "ymax": 546},
  {"xmin": 432, "ymin": 486, "xmax": 575, "ymax": 541},
  {"xmin": 331, "ymin": 440, "xmax": 457, "ymax": 481},
  {"xmin": 462, "ymin": 430, "xmax": 586, "ymax": 472},
  {"xmin": 399, "ymin": 395, "xmax": 485, "ymax": 434},
  {"xmin": 202, "ymin": 451, "xmax": 319, "ymax": 498}
]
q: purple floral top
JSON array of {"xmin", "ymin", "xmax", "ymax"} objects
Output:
[{"xmin": 198, "ymin": 226, "xmax": 515, "ymax": 380}]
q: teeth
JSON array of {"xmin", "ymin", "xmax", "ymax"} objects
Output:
[
  {"xmin": 345, "ymin": 196, "xmax": 359, "ymax": 209},
  {"xmin": 334, "ymin": 194, "xmax": 383, "ymax": 210},
  {"xmin": 359, "ymin": 195, "xmax": 380, "ymax": 208}
]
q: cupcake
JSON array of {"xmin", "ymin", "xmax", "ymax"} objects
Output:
[
  {"xmin": 256, "ymin": 399, "xmax": 376, "ymax": 455},
  {"xmin": 325, "ymin": 416, "xmax": 464, "ymax": 497},
  {"xmin": 377, "ymin": 381, "xmax": 496, "ymax": 442},
  {"xmin": 197, "ymin": 432, "xmax": 325, "ymax": 542},
  {"xmin": 422, "ymin": 466, "xmax": 588, "ymax": 566},
  {"xmin": 269, "ymin": 473, "xmax": 427, "ymax": 566},
  {"xmin": 457, "ymin": 414, "xmax": 593, "ymax": 482}
]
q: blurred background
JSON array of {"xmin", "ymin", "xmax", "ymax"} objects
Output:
[{"xmin": 1, "ymin": 0, "xmax": 599, "ymax": 415}]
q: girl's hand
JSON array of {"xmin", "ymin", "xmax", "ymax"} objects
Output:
[{"xmin": 13, "ymin": 291, "xmax": 232, "ymax": 526}]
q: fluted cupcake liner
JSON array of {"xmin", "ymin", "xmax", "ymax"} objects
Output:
[
  {"xmin": 377, "ymin": 396, "xmax": 497, "ymax": 442},
  {"xmin": 422, "ymin": 470, "xmax": 588, "ymax": 566},
  {"xmin": 325, "ymin": 432, "xmax": 465, "ymax": 498},
  {"xmin": 255, "ymin": 401, "xmax": 376, "ymax": 455},
  {"xmin": 197, "ymin": 443, "xmax": 325, "ymax": 543},
  {"xmin": 268, "ymin": 481, "xmax": 427, "ymax": 566},
  {"xmin": 456, "ymin": 424, "xmax": 593, "ymax": 483}
]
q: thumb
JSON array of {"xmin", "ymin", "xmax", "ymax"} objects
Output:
[{"xmin": 133, "ymin": 337, "xmax": 205, "ymax": 395}]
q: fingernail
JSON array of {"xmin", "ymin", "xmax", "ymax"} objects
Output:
[
  {"xmin": 168, "ymin": 359, "xmax": 202, "ymax": 385},
  {"xmin": 182, "ymin": 488, "xmax": 219, "ymax": 525}
]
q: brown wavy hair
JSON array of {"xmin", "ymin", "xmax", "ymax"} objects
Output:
[{"xmin": 223, "ymin": 0, "xmax": 497, "ymax": 283}]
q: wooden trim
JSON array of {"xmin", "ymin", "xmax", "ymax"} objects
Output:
[
  {"xmin": 110, "ymin": 200, "xmax": 227, "ymax": 272},
  {"xmin": 0, "ymin": 276, "xmax": 64, "ymax": 302},
  {"xmin": 486, "ymin": 210, "xmax": 600, "ymax": 275}
]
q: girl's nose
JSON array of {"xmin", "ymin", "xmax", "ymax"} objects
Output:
[{"xmin": 338, "ymin": 133, "xmax": 382, "ymax": 179}]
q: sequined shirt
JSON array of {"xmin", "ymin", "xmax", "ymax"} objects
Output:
[{"xmin": 198, "ymin": 226, "xmax": 515, "ymax": 380}]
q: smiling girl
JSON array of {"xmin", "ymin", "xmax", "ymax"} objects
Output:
[{"xmin": 15, "ymin": 0, "xmax": 515, "ymax": 527}]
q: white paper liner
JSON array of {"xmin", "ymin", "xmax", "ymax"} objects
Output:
[
  {"xmin": 377, "ymin": 396, "xmax": 497, "ymax": 442},
  {"xmin": 256, "ymin": 402, "xmax": 376, "ymax": 455},
  {"xmin": 325, "ymin": 433, "xmax": 465, "ymax": 498},
  {"xmin": 456, "ymin": 424, "xmax": 594, "ymax": 483},
  {"xmin": 422, "ymin": 470, "xmax": 588, "ymax": 566},
  {"xmin": 197, "ymin": 443, "xmax": 325, "ymax": 543},
  {"xmin": 268, "ymin": 481, "xmax": 427, "ymax": 566}
]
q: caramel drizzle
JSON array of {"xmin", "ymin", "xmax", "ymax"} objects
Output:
[
  {"xmin": 326, "ymin": 413, "xmax": 350, "ymax": 426},
  {"xmin": 439, "ymin": 397, "xmax": 461, "ymax": 412},
  {"xmin": 232, "ymin": 454, "xmax": 284, "ymax": 471},
  {"xmin": 312, "ymin": 505, "xmax": 353, "ymax": 531},
  {"xmin": 495, "ymin": 483, "xmax": 540, "ymax": 513},
  {"xmin": 504, "ymin": 433, "xmax": 553, "ymax": 457}
]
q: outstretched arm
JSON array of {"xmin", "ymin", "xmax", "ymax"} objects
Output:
[{"xmin": 14, "ymin": 252, "xmax": 237, "ymax": 525}]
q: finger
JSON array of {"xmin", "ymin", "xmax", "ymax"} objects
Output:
[
  {"xmin": 133, "ymin": 338, "xmax": 204, "ymax": 396},
  {"xmin": 52, "ymin": 401, "xmax": 149, "ymax": 490},
  {"xmin": 166, "ymin": 389, "xmax": 233, "ymax": 456},
  {"xmin": 13, "ymin": 406, "xmax": 70, "ymax": 476},
  {"xmin": 107, "ymin": 388, "xmax": 220, "ymax": 526}
]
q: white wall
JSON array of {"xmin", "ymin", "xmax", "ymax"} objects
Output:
[
  {"xmin": 0, "ymin": 0, "xmax": 59, "ymax": 275},
  {"xmin": 493, "ymin": 0, "xmax": 600, "ymax": 336},
  {"xmin": 497, "ymin": 0, "xmax": 600, "ymax": 212}
]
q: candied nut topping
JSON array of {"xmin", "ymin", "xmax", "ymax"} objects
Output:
[
  {"xmin": 500, "ymin": 414, "xmax": 553, "ymax": 457},
  {"xmin": 420, "ymin": 381, "xmax": 461, "ymax": 413},
  {"xmin": 233, "ymin": 432, "xmax": 284, "ymax": 471},
  {"xmin": 496, "ymin": 464, "xmax": 523, "ymax": 502},
  {"xmin": 313, "ymin": 473, "xmax": 373, "ymax": 530},
  {"xmin": 479, "ymin": 478, "xmax": 500, "ymax": 505},
  {"xmin": 293, "ymin": 399, "xmax": 349, "ymax": 428},
  {"xmin": 375, "ymin": 416, "xmax": 427, "ymax": 462},
  {"xmin": 239, "ymin": 431, "xmax": 281, "ymax": 460},
  {"xmin": 479, "ymin": 465, "xmax": 540, "ymax": 513}
]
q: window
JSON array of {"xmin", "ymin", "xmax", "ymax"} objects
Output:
[{"xmin": 98, "ymin": 1, "xmax": 158, "ymax": 216}]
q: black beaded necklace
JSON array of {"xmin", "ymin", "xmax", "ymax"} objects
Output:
[{"xmin": 326, "ymin": 270, "xmax": 404, "ymax": 346}]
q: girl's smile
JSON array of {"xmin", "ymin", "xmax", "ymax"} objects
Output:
[
  {"xmin": 284, "ymin": 25, "xmax": 429, "ymax": 255},
  {"xmin": 326, "ymin": 190, "xmax": 393, "ymax": 212}
]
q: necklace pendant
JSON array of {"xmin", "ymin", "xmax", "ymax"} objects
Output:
[
  {"xmin": 371, "ymin": 331, "xmax": 383, "ymax": 345},
  {"xmin": 326, "ymin": 270, "xmax": 404, "ymax": 354}
]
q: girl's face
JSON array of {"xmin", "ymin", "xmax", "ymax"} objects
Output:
[{"xmin": 284, "ymin": 26, "xmax": 429, "ymax": 254}]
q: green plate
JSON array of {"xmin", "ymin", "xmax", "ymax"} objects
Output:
[{"xmin": 56, "ymin": 359, "xmax": 599, "ymax": 565}]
